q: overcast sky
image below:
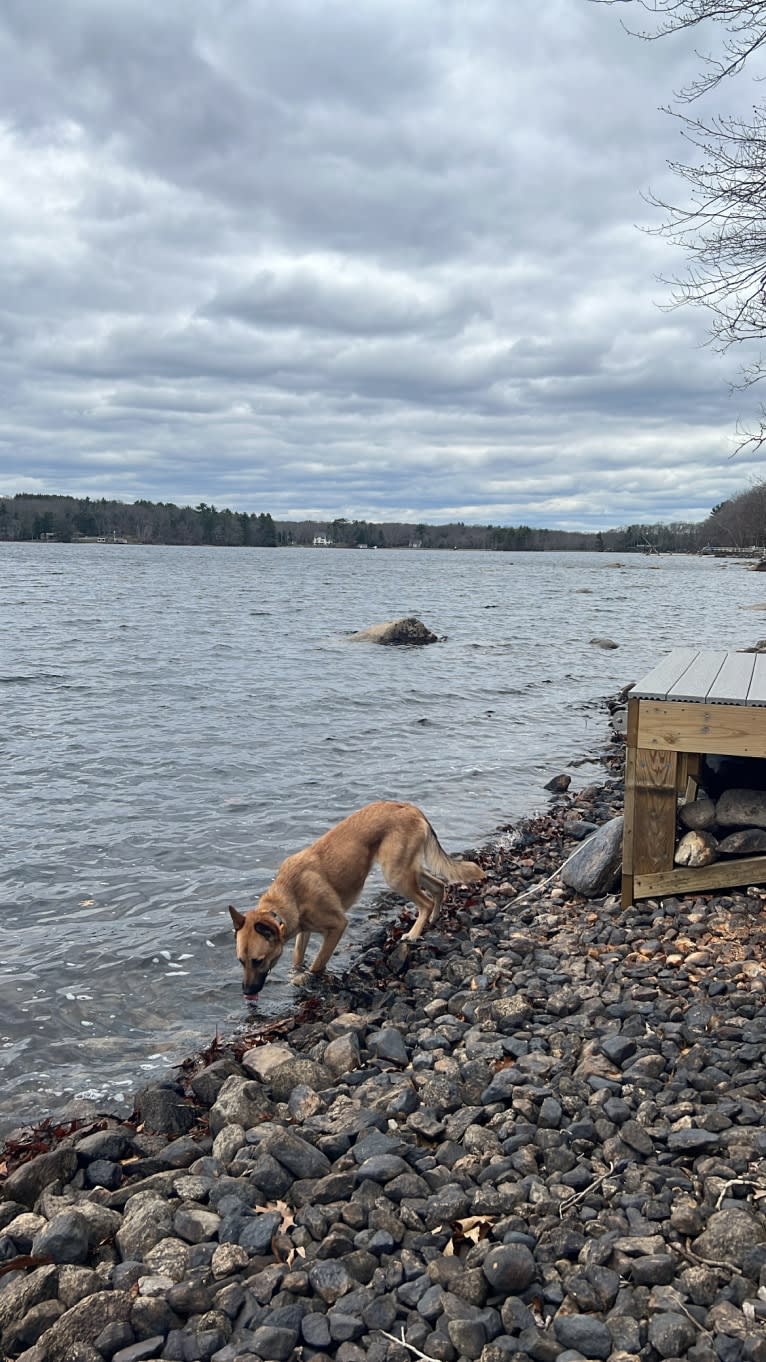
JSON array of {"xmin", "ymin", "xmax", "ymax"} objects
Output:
[{"xmin": 2, "ymin": 0, "xmax": 765, "ymax": 530}]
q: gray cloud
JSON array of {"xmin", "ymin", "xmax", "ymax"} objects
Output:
[{"xmin": 0, "ymin": 0, "xmax": 762, "ymax": 528}]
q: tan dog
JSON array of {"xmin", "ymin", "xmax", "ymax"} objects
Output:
[{"xmin": 229, "ymin": 800, "xmax": 485, "ymax": 1000}]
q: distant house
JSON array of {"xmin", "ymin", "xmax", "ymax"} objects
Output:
[{"xmin": 312, "ymin": 535, "xmax": 332, "ymax": 547}]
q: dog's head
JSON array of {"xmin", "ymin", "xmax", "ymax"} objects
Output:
[{"xmin": 229, "ymin": 904, "xmax": 286, "ymax": 1001}]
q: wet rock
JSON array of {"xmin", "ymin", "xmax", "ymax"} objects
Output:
[{"xmin": 348, "ymin": 617, "xmax": 438, "ymax": 646}]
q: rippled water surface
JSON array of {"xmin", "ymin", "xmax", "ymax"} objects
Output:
[{"xmin": 0, "ymin": 543, "xmax": 757, "ymax": 1131}]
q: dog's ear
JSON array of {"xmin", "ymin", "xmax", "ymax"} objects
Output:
[
  {"xmin": 228, "ymin": 905, "xmax": 246, "ymax": 932},
  {"xmin": 253, "ymin": 919, "xmax": 279, "ymax": 943}
]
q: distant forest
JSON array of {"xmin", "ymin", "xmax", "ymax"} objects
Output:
[{"xmin": 0, "ymin": 487, "xmax": 762, "ymax": 552}]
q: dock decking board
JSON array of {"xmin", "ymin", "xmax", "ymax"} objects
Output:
[{"xmin": 623, "ymin": 647, "xmax": 766, "ymax": 905}]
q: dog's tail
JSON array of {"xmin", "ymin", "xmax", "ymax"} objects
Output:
[{"xmin": 423, "ymin": 822, "xmax": 486, "ymax": 885}]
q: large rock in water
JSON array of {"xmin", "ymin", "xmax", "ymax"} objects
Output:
[
  {"xmin": 349, "ymin": 617, "xmax": 438, "ymax": 646},
  {"xmin": 561, "ymin": 816, "xmax": 623, "ymax": 898}
]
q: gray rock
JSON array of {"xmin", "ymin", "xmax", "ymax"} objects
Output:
[
  {"xmin": 718, "ymin": 827, "xmax": 766, "ymax": 855},
  {"xmin": 366, "ymin": 1027, "xmax": 409, "ymax": 1065},
  {"xmin": 0, "ymin": 1264, "xmax": 58, "ymax": 1348},
  {"xmin": 447, "ymin": 1317, "xmax": 487, "ymax": 1359},
  {"xmin": 1, "ymin": 1147, "xmax": 78, "ymax": 1207},
  {"xmin": 249, "ymin": 1324, "xmax": 299, "ymax": 1359},
  {"xmin": 666, "ymin": 1128, "xmax": 720, "ymax": 1153},
  {"xmin": 267, "ymin": 1057, "xmax": 334, "ymax": 1101},
  {"xmin": 308, "ymin": 1260, "xmax": 353, "ymax": 1304},
  {"xmin": 717, "ymin": 787, "xmax": 766, "ymax": 828},
  {"xmin": 647, "ymin": 1311, "xmax": 698, "ymax": 1358},
  {"xmin": 208, "ymin": 1076, "xmax": 269, "ymax": 1135},
  {"xmin": 112, "ymin": 1338, "xmax": 165, "ymax": 1362},
  {"xmin": 561, "ymin": 817, "xmax": 623, "ymax": 898},
  {"xmin": 33, "ymin": 1289, "xmax": 134, "ymax": 1362},
  {"xmin": 31, "ymin": 1210, "xmax": 90, "ymax": 1265},
  {"xmin": 115, "ymin": 1193, "xmax": 174, "ymax": 1261},
  {"xmin": 134, "ymin": 1083, "xmax": 197, "ymax": 1136},
  {"xmin": 693, "ymin": 1207, "xmax": 766, "ymax": 1268},
  {"xmin": 589, "ymin": 637, "xmax": 619, "ymax": 649},
  {"xmin": 302, "ymin": 1312, "xmax": 332, "ymax": 1347},
  {"xmin": 355, "ymin": 1154, "xmax": 409, "ymax": 1184},
  {"xmin": 323, "ymin": 1031, "xmax": 362, "ymax": 1075},
  {"xmin": 263, "ymin": 1129, "xmax": 332, "ymax": 1180},
  {"xmin": 482, "ymin": 1244, "xmax": 536, "ymax": 1294},
  {"xmin": 679, "ymin": 797, "xmax": 717, "ymax": 830},
  {"xmin": 553, "ymin": 1312, "xmax": 612, "ymax": 1359}
]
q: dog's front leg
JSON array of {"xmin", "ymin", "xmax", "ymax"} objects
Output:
[
  {"xmin": 308, "ymin": 916, "xmax": 347, "ymax": 973},
  {"xmin": 293, "ymin": 931, "xmax": 311, "ymax": 970}
]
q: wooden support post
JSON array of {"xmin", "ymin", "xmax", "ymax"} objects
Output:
[{"xmin": 623, "ymin": 698, "xmax": 677, "ymax": 907}]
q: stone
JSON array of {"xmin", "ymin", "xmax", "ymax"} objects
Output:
[
  {"xmin": 718, "ymin": 828, "xmax": 766, "ymax": 855},
  {"xmin": 0, "ymin": 1265, "xmax": 58, "ymax": 1350},
  {"xmin": 366, "ymin": 1027, "xmax": 410, "ymax": 1065},
  {"xmin": 240, "ymin": 1042, "xmax": 294, "ymax": 1079},
  {"xmin": 678, "ymin": 797, "xmax": 717, "ymax": 830},
  {"xmin": 208, "ymin": 1075, "xmax": 270, "ymax": 1135},
  {"xmin": 717, "ymin": 788, "xmax": 766, "ymax": 827},
  {"xmin": 561, "ymin": 817, "xmax": 623, "ymax": 898},
  {"xmin": 133, "ymin": 1082, "xmax": 198, "ymax": 1136},
  {"xmin": 482, "ymin": 1244, "xmax": 536, "ymax": 1293},
  {"xmin": 348, "ymin": 617, "xmax": 438, "ymax": 646},
  {"xmin": 31, "ymin": 1211, "xmax": 90, "ymax": 1265},
  {"xmin": 308, "ymin": 1260, "xmax": 353, "ymax": 1304},
  {"xmin": 32, "ymin": 1290, "xmax": 134, "ymax": 1362},
  {"xmin": 263, "ymin": 1129, "xmax": 332, "ymax": 1179},
  {"xmin": 553, "ymin": 1312, "xmax": 612, "ymax": 1359},
  {"xmin": 324, "ymin": 1032, "xmax": 362, "ymax": 1075},
  {"xmin": 693, "ymin": 1208, "xmax": 766, "ymax": 1268},
  {"xmin": 647, "ymin": 1311, "xmax": 698, "ymax": 1358},
  {"xmin": 267, "ymin": 1057, "xmax": 334, "ymax": 1100},
  {"xmin": 115, "ymin": 1193, "xmax": 174, "ymax": 1260},
  {"xmin": 1, "ymin": 1148, "xmax": 78, "ymax": 1207},
  {"xmin": 675, "ymin": 829, "xmax": 718, "ymax": 867}
]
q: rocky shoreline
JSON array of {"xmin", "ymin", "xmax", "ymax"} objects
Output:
[{"xmin": 3, "ymin": 737, "xmax": 766, "ymax": 1362}]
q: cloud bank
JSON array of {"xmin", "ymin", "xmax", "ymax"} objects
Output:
[{"xmin": 1, "ymin": 0, "xmax": 763, "ymax": 529}]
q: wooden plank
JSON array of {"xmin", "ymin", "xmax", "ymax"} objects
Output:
[
  {"xmin": 631, "ymin": 747, "xmax": 677, "ymax": 876},
  {"xmin": 634, "ymin": 853, "xmax": 766, "ymax": 900},
  {"xmin": 631, "ymin": 648, "xmax": 699, "ymax": 700},
  {"xmin": 747, "ymin": 652, "xmax": 766, "ymax": 705},
  {"xmin": 706, "ymin": 651, "xmax": 756, "ymax": 704},
  {"xmin": 636, "ymin": 701, "xmax": 766, "ymax": 756},
  {"xmin": 668, "ymin": 650, "xmax": 726, "ymax": 702},
  {"xmin": 621, "ymin": 715, "xmax": 639, "ymax": 908}
]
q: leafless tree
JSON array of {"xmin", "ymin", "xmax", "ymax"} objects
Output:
[{"xmin": 595, "ymin": 2, "xmax": 766, "ymax": 447}]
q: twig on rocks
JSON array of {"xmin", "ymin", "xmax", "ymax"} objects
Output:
[
  {"xmin": 379, "ymin": 1328, "xmax": 440, "ymax": 1361},
  {"xmin": 714, "ymin": 1176, "xmax": 766, "ymax": 1209},
  {"xmin": 506, "ymin": 838, "xmax": 594, "ymax": 909},
  {"xmin": 558, "ymin": 1161, "xmax": 616, "ymax": 1216},
  {"xmin": 679, "ymin": 1237, "xmax": 742, "ymax": 1276}
]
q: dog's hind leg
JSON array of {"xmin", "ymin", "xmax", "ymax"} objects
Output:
[{"xmin": 398, "ymin": 872, "xmax": 445, "ymax": 941}]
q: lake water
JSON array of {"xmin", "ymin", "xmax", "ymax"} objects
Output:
[{"xmin": 0, "ymin": 544, "xmax": 759, "ymax": 1133}]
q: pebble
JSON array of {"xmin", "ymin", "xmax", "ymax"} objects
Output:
[{"xmin": 3, "ymin": 752, "xmax": 766, "ymax": 1362}]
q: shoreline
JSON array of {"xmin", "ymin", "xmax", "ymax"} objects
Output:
[{"xmin": 3, "ymin": 725, "xmax": 766, "ymax": 1362}]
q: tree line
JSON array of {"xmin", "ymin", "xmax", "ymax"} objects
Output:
[{"xmin": 3, "ymin": 489, "xmax": 765, "ymax": 552}]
